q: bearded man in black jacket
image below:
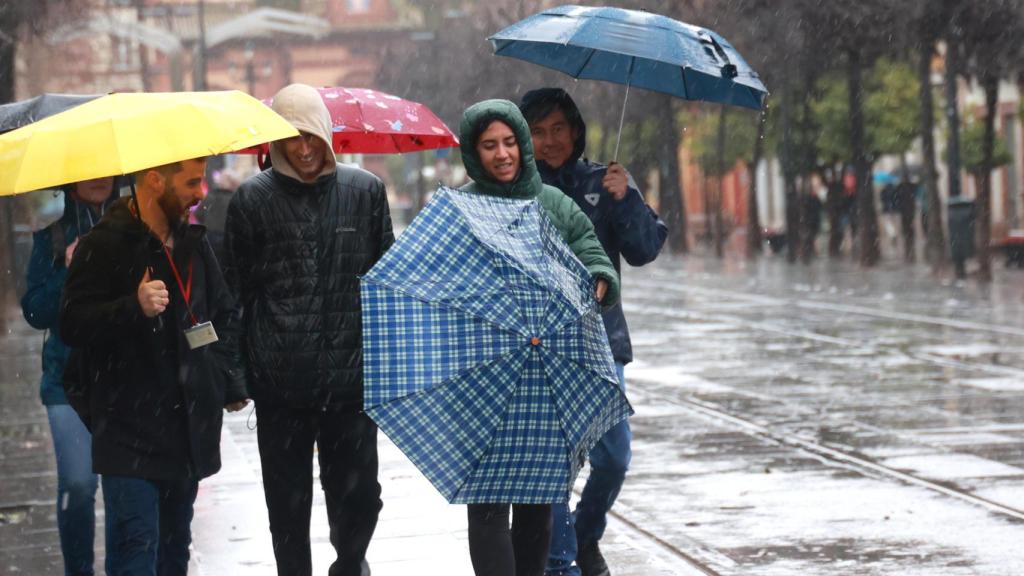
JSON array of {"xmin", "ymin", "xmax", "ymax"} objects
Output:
[
  {"xmin": 223, "ymin": 83, "xmax": 394, "ymax": 576},
  {"xmin": 60, "ymin": 157, "xmax": 249, "ymax": 575}
]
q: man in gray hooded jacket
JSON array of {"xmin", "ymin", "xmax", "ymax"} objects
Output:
[{"xmin": 224, "ymin": 83, "xmax": 393, "ymax": 576}]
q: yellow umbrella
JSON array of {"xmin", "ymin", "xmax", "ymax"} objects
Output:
[{"xmin": 0, "ymin": 90, "xmax": 298, "ymax": 196}]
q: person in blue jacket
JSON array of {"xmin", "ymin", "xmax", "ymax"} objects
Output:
[
  {"xmin": 520, "ymin": 88, "xmax": 668, "ymax": 576},
  {"xmin": 21, "ymin": 176, "xmax": 118, "ymax": 576}
]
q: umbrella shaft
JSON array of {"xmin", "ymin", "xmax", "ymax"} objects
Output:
[{"xmin": 613, "ymin": 80, "xmax": 631, "ymax": 162}]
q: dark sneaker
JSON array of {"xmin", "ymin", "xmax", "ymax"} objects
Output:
[{"xmin": 576, "ymin": 539, "xmax": 610, "ymax": 576}]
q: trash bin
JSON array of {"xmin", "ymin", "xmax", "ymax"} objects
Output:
[{"xmin": 947, "ymin": 196, "xmax": 975, "ymax": 278}]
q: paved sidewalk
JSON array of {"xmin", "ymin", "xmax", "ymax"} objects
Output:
[{"xmin": 0, "ymin": 300, "xmax": 695, "ymax": 576}]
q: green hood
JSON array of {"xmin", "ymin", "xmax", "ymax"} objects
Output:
[{"xmin": 459, "ymin": 99, "xmax": 543, "ymax": 199}]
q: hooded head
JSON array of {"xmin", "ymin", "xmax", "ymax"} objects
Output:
[
  {"xmin": 459, "ymin": 99, "xmax": 542, "ymax": 199},
  {"xmin": 268, "ymin": 84, "xmax": 336, "ymax": 183},
  {"xmin": 60, "ymin": 176, "xmax": 120, "ymax": 234},
  {"xmin": 518, "ymin": 88, "xmax": 587, "ymax": 173}
]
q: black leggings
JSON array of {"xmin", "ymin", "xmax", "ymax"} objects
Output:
[{"xmin": 467, "ymin": 503, "xmax": 553, "ymax": 576}]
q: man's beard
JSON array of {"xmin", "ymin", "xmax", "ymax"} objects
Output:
[{"xmin": 156, "ymin": 181, "xmax": 187, "ymax": 226}]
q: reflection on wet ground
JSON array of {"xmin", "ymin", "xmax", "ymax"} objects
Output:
[
  {"xmin": 2, "ymin": 252, "xmax": 1023, "ymax": 574},
  {"xmin": 617, "ymin": 254, "xmax": 1024, "ymax": 574}
]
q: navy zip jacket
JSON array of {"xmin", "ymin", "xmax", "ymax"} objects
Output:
[
  {"xmin": 521, "ymin": 88, "xmax": 668, "ymax": 364},
  {"xmin": 21, "ymin": 189, "xmax": 117, "ymax": 405}
]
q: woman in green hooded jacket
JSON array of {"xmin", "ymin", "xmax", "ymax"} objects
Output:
[{"xmin": 456, "ymin": 99, "xmax": 620, "ymax": 576}]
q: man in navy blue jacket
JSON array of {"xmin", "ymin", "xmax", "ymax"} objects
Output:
[{"xmin": 520, "ymin": 88, "xmax": 668, "ymax": 576}]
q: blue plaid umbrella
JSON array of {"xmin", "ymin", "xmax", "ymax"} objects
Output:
[
  {"xmin": 361, "ymin": 186, "xmax": 632, "ymax": 504},
  {"xmin": 489, "ymin": 4, "xmax": 767, "ymax": 158}
]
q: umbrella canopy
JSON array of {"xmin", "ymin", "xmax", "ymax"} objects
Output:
[
  {"xmin": 0, "ymin": 93, "xmax": 101, "ymax": 133},
  {"xmin": 242, "ymin": 86, "xmax": 458, "ymax": 155},
  {"xmin": 361, "ymin": 186, "xmax": 632, "ymax": 504},
  {"xmin": 489, "ymin": 5, "xmax": 767, "ymax": 110},
  {"xmin": 0, "ymin": 90, "xmax": 298, "ymax": 196}
]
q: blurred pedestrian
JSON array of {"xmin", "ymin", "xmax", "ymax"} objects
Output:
[
  {"xmin": 519, "ymin": 87, "xmax": 665, "ymax": 576},
  {"xmin": 195, "ymin": 167, "xmax": 243, "ymax": 263},
  {"xmin": 21, "ymin": 177, "xmax": 118, "ymax": 576},
  {"xmin": 880, "ymin": 180, "xmax": 899, "ymax": 250},
  {"xmin": 223, "ymin": 83, "xmax": 393, "ymax": 576},
  {"xmin": 457, "ymin": 98, "xmax": 620, "ymax": 576},
  {"xmin": 895, "ymin": 177, "xmax": 918, "ymax": 263},
  {"xmin": 800, "ymin": 188, "xmax": 823, "ymax": 263},
  {"xmin": 59, "ymin": 158, "xmax": 248, "ymax": 575}
]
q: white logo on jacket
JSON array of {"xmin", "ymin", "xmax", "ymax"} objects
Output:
[{"xmin": 584, "ymin": 193, "xmax": 600, "ymax": 206}]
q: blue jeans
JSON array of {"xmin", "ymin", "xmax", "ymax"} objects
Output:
[
  {"xmin": 101, "ymin": 475, "xmax": 198, "ymax": 576},
  {"xmin": 47, "ymin": 404, "xmax": 99, "ymax": 576},
  {"xmin": 546, "ymin": 363, "xmax": 631, "ymax": 576}
]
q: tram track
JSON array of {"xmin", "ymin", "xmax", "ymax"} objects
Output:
[{"xmin": 594, "ymin": 276, "xmax": 1024, "ymax": 572}]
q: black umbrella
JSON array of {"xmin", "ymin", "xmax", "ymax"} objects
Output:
[{"xmin": 0, "ymin": 93, "xmax": 101, "ymax": 133}]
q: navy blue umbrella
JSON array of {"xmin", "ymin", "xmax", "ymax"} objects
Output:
[
  {"xmin": 489, "ymin": 5, "xmax": 767, "ymax": 157},
  {"xmin": 0, "ymin": 93, "xmax": 101, "ymax": 133}
]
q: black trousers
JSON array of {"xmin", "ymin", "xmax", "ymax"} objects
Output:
[
  {"xmin": 255, "ymin": 402, "xmax": 382, "ymax": 576},
  {"xmin": 467, "ymin": 503, "xmax": 552, "ymax": 576}
]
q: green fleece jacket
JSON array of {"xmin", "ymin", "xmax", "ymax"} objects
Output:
[{"xmin": 458, "ymin": 99, "xmax": 620, "ymax": 307}]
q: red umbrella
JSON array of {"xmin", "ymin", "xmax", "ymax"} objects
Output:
[{"xmin": 243, "ymin": 87, "xmax": 458, "ymax": 157}]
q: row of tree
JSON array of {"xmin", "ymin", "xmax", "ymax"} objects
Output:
[
  {"xmin": 715, "ymin": 0, "xmax": 1024, "ymax": 281},
  {"xmin": 381, "ymin": 0, "xmax": 1024, "ymax": 282}
]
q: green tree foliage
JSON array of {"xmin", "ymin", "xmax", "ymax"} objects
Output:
[
  {"xmin": 961, "ymin": 119, "xmax": 1012, "ymax": 176},
  {"xmin": 811, "ymin": 58, "xmax": 920, "ymax": 164},
  {"xmin": 683, "ymin": 107, "xmax": 757, "ymax": 177}
]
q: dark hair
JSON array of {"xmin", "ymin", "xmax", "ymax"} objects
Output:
[
  {"xmin": 519, "ymin": 88, "xmax": 583, "ymax": 135},
  {"xmin": 134, "ymin": 160, "xmax": 183, "ymax": 184},
  {"xmin": 470, "ymin": 114, "xmax": 517, "ymax": 149}
]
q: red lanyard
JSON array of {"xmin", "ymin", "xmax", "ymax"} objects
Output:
[{"xmin": 163, "ymin": 245, "xmax": 198, "ymax": 326}]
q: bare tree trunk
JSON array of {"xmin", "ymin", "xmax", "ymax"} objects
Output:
[
  {"xmin": 714, "ymin": 104, "xmax": 727, "ymax": 258},
  {"xmin": 977, "ymin": 73, "xmax": 998, "ymax": 282},
  {"xmin": 657, "ymin": 94, "xmax": 687, "ymax": 253},
  {"xmin": 824, "ymin": 166, "xmax": 844, "ymax": 258},
  {"xmin": 747, "ymin": 107, "xmax": 766, "ymax": 258},
  {"xmin": 917, "ymin": 41, "xmax": 947, "ymax": 270},
  {"xmin": 849, "ymin": 48, "xmax": 880, "ymax": 266}
]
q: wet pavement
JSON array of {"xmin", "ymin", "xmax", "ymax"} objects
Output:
[{"xmin": 2, "ymin": 251, "xmax": 1024, "ymax": 574}]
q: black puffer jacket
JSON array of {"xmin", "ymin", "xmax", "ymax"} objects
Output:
[
  {"xmin": 59, "ymin": 199, "xmax": 247, "ymax": 481},
  {"xmin": 224, "ymin": 164, "xmax": 394, "ymax": 408}
]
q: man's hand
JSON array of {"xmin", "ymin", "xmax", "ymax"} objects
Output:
[
  {"xmin": 225, "ymin": 399, "xmax": 250, "ymax": 413},
  {"xmin": 602, "ymin": 162, "xmax": 630, "ymax": 201},
  {"xmin": 64, "ymin": 238, "xmax": 79, "ymax": 268},
  {"xmin": 138, "ymin": 269, "xmax": 169, "ymax": 318},
  {"xmin": 595, "ymin": 278, "xmax": 608, "ymax": 303}
]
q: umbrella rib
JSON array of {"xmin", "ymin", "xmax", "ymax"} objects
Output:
[
  {"xmin": 571, "ymin": 47, "xmax": 599, "ymax": 79},
  {"xmin": 450, "ymin": 348, "xmax": 531, "ymax": 501},
  {"xmin": 364, "ymin": 278, "xmax": 528, "ymax": 337},
  {"xmin": 680, "ymin": 65, "xmax": 690, "ymax": 100}
]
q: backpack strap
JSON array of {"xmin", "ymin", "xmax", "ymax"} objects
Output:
[{"xmin": 49, "ymin": 221, "xmax": 66, "ymax": 267}]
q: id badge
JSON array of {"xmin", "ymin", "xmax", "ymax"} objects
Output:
[{"xmin": 184, "ymin": 321, "xmax": 219, "ymax": 350}]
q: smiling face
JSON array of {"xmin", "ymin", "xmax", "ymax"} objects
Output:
[
  {"xmin": 156, "ymin": 158, "xmax": 207, "ymax": 225},
  {"xmin": 528, "ymin": 108, "xmax": 577, "ymax": 170},
  {"xmin": 282, "ymin": 131, "xmax": 328, "ymax": 182},
  {"xmin": 475, "ymin": 120, "xmax": 520, "ymax": 183}
]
